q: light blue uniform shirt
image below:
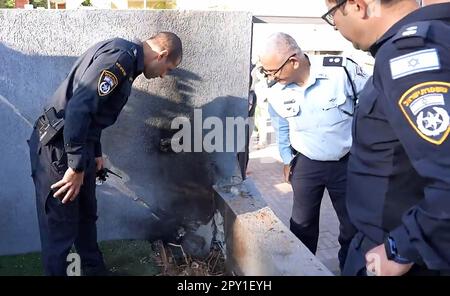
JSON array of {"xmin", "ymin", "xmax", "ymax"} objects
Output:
[{"xmin": 267, "ymin": 55, "xmax": 369, "ymax": 164}]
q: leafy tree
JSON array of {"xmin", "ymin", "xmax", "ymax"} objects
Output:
[
  {"xmin": 30, "ymin": 0, "xmax": 48, "ymax": 8},
  {"xmin": 0, "ymin": 0, "xmax": 15, "ymax": 8}
]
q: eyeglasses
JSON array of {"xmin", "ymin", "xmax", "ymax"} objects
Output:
[
  {"xmin": 321, "ymin": 0, "xmax": 347, "ymax": 26},
  {"xmin": 260, "ymin": 53, "xmax": 296, "ymax": 78}
]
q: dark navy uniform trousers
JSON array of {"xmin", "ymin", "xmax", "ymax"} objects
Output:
[
  {"xmin": 28, "ymin": 128, "xmax": 104, "ymax": 276},
  {"xmin": 289, "ymin": 153, "xmax": 356, "ymax": 270}
]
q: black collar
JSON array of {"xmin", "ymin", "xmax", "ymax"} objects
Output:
[
  {"xmin": 369, "ymin": 3, "xmax": 450, "ymax": 56},
  {"xmin": 132, "ymin": 39, "xmax": 145, "ymax": 76}
]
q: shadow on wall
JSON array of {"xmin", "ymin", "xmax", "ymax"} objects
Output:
[
  {"xmin": 101, "ymin": 69, "xmax": 248, "ymax": 242},
  {"xmin": 0, "ymin": 42, "xmax": 78, "ymax": 255},
  {"xmin": 98, "ymin": 67, "xmax": 218, "ymax": 242},
  {"xmin": 0, "ymin": 42, "xmax": 247, "ymax": 254},
  {"xmin": 0, "ymin": 42, "xmax": 78, "ymax": 123}
]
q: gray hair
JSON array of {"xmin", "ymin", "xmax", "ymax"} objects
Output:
[{"xmin": 261, "ymin": 32, "xmax": 302, "ymax": 58}]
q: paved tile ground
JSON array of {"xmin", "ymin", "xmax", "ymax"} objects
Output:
[{"xmin": 247, "ymin": 143, "xmax": 341, "ymax": 274}]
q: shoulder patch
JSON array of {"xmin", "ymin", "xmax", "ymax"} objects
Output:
[
  {"xmin": 389, "ymin": 48, "xmax": 440, "ymax": 80},
  {"xmin": 98, "ymin": 70, "xmax": 118, "ymax": 96},
  {"xmin": 398, "ymin": 81, "xmax": 450, "ymax": 145},
  {"xmin": 356, "ymin": 65, "xmax": 367, "ymax": 78},
  {"xmin": 346, "ymin": 58, "xmax": 365, "ymax": 77}
]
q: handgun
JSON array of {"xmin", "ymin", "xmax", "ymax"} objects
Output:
[{"xmin": 96, "ymin": 167, "xmax": 122, "ymax": 183}]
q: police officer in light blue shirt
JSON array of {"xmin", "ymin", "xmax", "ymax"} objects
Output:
[{"xmin": 259, "ymin": 32, "xmax": 368, "ymax": 270}]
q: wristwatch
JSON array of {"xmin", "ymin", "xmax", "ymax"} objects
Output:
[{"xmin": 384, "ymin": 236, "xmax": 412, "ymax": 264}]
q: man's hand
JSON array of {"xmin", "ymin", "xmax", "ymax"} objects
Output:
[
  {"xmin": 51, "ymin": 167, "xmax": 84, "ymax": 204},
  {"xmin": 365, "ymin": 244, "xmax": 413, "ymax": 276},
  {"xmin": 95, "ymin": 156, "xmax": 104, "ymax": 172},
  {"xmin": 283, "ymin": 165, "xmax": 291, "ymax": 183}
]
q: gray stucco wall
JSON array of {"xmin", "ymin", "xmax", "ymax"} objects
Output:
[{"xmin": 0, "ymin": 9, "xmax": 252, "ymax": 255}]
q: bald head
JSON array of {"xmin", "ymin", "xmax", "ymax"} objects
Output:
[
  {"xmin": 141, "ymin": 31, "xmax": 182, "ymax": 79},
  {"xmin": 148, "ymin": 31, "xmax": 183, "ymax": 64},
  {"xmin": 260, "ymin": 32, "xmax": 302, "ymax": 60}
]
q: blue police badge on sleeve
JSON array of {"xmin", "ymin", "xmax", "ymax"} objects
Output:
[
  {"xmin": 98, "ymin": 70, "xmax": 118, "ymax": 96},
  {"xmin": 398, "ymin": 82, "xmax": 450, "ymax": 145}
]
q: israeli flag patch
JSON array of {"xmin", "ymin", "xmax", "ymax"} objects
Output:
[{"xmin": 389, "ymin": 48, "xmax": 440, "ymax": 80}]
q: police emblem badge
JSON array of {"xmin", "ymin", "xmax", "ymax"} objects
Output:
[
  {"xmin": 398, "ymin": 81, "xmax": 450, "ymax": 145},
  {"xmin": 98, "ymin": 70, "xmax": 118, "ymax": 96}
]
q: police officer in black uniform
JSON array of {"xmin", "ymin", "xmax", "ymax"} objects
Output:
[
  {"xmin": 28, "ymin": 32, "xmax": 182, "ymax": 276},
  {"xmin": 322, "ymin": 0, "xmax": 450, "ymax": 275}
]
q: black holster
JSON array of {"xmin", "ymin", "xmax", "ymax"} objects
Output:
[{"xmin": 35, "ymin": 107, "xmax": 64, "ymax": 146}]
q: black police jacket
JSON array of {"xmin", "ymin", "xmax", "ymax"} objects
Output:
[
  {"xmin": 48, "ymin": 38, "xmax": 144, "ymax": 172},
  {"xmin": 347, "ymin": 3, "xmax": 450, "ymax": 270}
]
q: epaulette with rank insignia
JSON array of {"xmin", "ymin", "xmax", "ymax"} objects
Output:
[
  {"xmin": 125, "ymin": 46, "xmax": 137, "ymax": 62},
  {"xmin": 392, "ymin": 21, "xmax": 430, "ymax": 49},
  {"xmin": 323, "ymin": 56, "xmax": 347, "ymax": 67}
]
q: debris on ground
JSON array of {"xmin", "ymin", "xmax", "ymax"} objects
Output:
[{"xmin": 152, "ymin": 240, "xmax": 226, "ymax": 276}]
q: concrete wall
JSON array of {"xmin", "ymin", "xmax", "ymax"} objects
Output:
[
  {"xmin": 214, "ymin": 179, "xmax": 332, "ymax": 276},
  {"xmin": 0, "ymin": 9, "xmax": 252, "ymax": 255}
]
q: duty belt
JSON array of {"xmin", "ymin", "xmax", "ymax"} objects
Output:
[{"xmin": 35, "ymin": 107, "xmax": 64, "ymax": 145}]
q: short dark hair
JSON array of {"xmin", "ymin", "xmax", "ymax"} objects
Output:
[{"xmin": 150, "ymin": 32, "xmax": 183, "ymax": 64}]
